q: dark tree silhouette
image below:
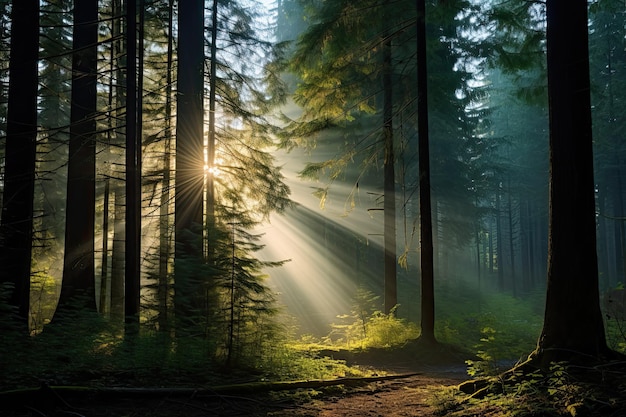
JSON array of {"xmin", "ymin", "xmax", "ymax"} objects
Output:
[
  {"xmin": 0, "ymin": 0, "xmax": 39, "ymax": 329},
  {"xmin": 416, "ymin": 0, "xmax": 436, "ymax": 345},
  {"xmin": 174, "ymin": 0, "xmax": 205, "ymax": 332},
  {"xmin": 174, "ymin": 0, "xmax": 204, "ymax": 257},
  {"xmin": 382, "ymin": 0, "xmax": 397, "ymax": 315},
  {"xmin": 56, "ymin": 0, "xmax": 98, "ymax": 314},
  {"xmin": 533, "ymin": 0, "xmax": 611, "ymax": 365},
  {"xmin": 125, "ymin": 0, "xmax": 141, "ymax": 329}
]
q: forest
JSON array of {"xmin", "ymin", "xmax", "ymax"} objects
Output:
[{"xmin": 2, "ymin": 0, "xmax": 626, "ymax": 416}]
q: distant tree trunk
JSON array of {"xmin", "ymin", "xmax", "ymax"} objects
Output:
[
  {"xmin": 110, "ymin": 188, "xmax": 126, "ymax": 321},
  {"xmin": 110, "ymin": 1, "xmax": 126, "ymax": 322},
  {"xmin": 0, "ymin": 0, "xmax": 39, "ymax": 330},
  {"xmin": 488, "ymin": 215, "xmax": 494, "ymax": 273},
  {"xmin": 475, "ymin": 224, "xmax": 481, "ymax": 286},
  {"xmin": 100, "ymin": 0, "xmax": 122, "ymax": 316},
  {"xmin": 495, "ymin": 187, "xmax": 504, "ymax": 290},
  {"xmin": 533, "ymin": 0, "xmax": 611, "ymax": 365},
  {"xmin": 100, "ymin": 176, "xmax": 110, "ymax": 314},
  {"xmin": 206, "ymin": 0, "xmax": 218, "ymax": 260},
  {"xmin": 506, "ymin": 178, "xmax": 516, "ymax": 296},
  {"xmin": 125, "ymin": 0, "xmax": 141, "ymax": 330},
  {"xmin": 56, "ymin": 0, "xmax": 98, "ymax": 315},
  {"xmin": 174, "ymin": 0, "xmax": 205, "ymax": 332},
  {"xmin": 535, "ymin": 203, "xmax": 549, "ymax": 287},
  {"xmin": 158, "ymin": 0, "xmax": 175, "ymax": 333},
  {"xmin": 610, "ymin": 161, "xmax": 626, "ymax": 282},
  {"xmin": 520, "ymin": 197, "xmax": 531, "ymax": 293},
  {"xmin": 597, "ymin": 187, "xmax": 610, "ymax": 289},
  {"xmin": 382, "ymin": 7, "xmax": 397, "ymax": 315},
  {"xmin": 416, "ymin": 0, "xmax": 436, "ymax": 344}
]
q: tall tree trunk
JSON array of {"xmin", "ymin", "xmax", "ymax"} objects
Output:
[
  {"xmin": 534, "ymin": 0, "xmax": 611, "ymax": 365},
  {"xmin": 0, "ymin": 0, "xmax": 39, "ymax": 330},
  {"xmin": 416, "ymin": 0, "xmax": 436, "ymax": 344},
  {"xmin": 110, "ymin": 1, "xmax": 126, "ymax": 323},
  {"xmin": 100, "ymin": 0, "xmax": 122, "ymax": 316},
  {"xmin": 206, "ymin": 0, "xmax": 218, "ymax": 262},
  {"xmin": 125, "ymin": 0, "xmax": 141, "ymax": 330},
  {"xmin": 158, "ymin": 0, "xmax": 175, "ymax": 333},
  {"xmin": 56, "ymin": 0, "xmax": 98, "ymax": 315},
  {"xmin": 382, "ymin": 9, "xmax": 397, "ymax": 315},
  {"xmin": 174, "ymin": 0, "xmax": 205, "ymax": 332}
]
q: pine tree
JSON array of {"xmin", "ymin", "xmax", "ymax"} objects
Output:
[
  {"xmin": 32, "ymin": 0, "xmax": 73, "ymax": 329},
  {"xmin": 285, "ymin": 0, "xmax": 414, "ymax": 314},
  {"xmin": 589, "ymin": 0, "xmax": 626, "ymax": 290}
]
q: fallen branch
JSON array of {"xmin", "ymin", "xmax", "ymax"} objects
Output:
[{"xmin": 0, "ymin": 372, "xmax": 422, "ymax": 404}]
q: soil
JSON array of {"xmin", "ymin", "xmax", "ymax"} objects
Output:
[
  {"xmin": 1, "ymin": 342, "xmax": 472, "ymax": 417},
  {"xmin": 267, "ymin": 367, "xmax": 467, "ymax": 417}
]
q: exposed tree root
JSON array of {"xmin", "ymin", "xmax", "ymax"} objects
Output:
[{"xmin": 457, "ymin": 350, "xmax": 626, "ymax": 406}]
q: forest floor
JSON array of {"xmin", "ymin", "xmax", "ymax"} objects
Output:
[
  {"xmin": 1, "ymin": 342, "xmax": 475, "ymax": 417},
  {"xmin": 5, "ymin": 344, "xmax": 626, "ymax": 417},
  {"xmin": 29, "ymin": 368, "xmax": 465, "ymax": 417}
]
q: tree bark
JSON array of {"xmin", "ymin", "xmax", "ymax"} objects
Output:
[
  {"xmin": 174, "ymin": 0, "xmax": 205, "ymax": 332},
  {"xmin": 416, "ymin": 0, "xmax": 436, "ymax": 344},
  {"xmin": 206, "ymin": 0, "xmax": 219, "ymax": 262},
  {"xmin": 157, "ymin": 0, "xmax": 175, "ymax": 333},
  {"xmin": 174, "ymin": 0, "xmax": 205, "ymax": 256},
  {"xmin": 56, "ymin": 0, "xmax": 98, "ymax": 315},
  {"xmin": 0, "ymin": 0, "xmax": 39, "ymax": 329},
  {"xmin": 125, "ymin": 0, "xmax": 141, "ymax": 330},
  {"xmin": 535, "ymin": 0, "xmax": 610, "ymax": 365},
  {"xmin": 382, "ymin": 6, "xmax": 397, "ymax": 315}
]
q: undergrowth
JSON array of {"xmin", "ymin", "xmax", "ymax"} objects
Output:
[
  {"xmin": 436, "ymin": 288, "xmax": 544, "ymax": 376},
  {"xmin": 289, "ymin": 287, "xmax": 420, "ymax": 352},
  {"xmin": 430, "ymin": 361, "xmax": 626, "ymax": 417}
]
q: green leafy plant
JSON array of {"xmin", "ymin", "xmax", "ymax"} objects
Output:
[
  {"xmin": 465, "ymin": 326, "xmax": 500, "ymax": 377},
  {"xmin": 328, "ymin": 288, "xmax": 419, "ymax": 350}
]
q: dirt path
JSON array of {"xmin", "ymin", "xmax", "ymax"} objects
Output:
[{"xmin": 267, "ymin": 366, "xmax": 468, "ymax": 417}]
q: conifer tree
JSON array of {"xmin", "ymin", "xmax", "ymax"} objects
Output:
[
  {"xmin": 136, "ymin": 0, "xmax": 177, "ymax": 332},
  {"xmin": 31, "ymin": 0, "xmax": 73, "ymax": 328},
  {"xmin": 285, "ymin": 0, "xmax": 410, "ymax": 313},
  {"xmin": 171, "ymin": 0, "xmax": 290, "ymax": 340},
  {"xmin": 589, "ymin": 0, "xmax": 626, "ymax": 289},
  {"xmin": 283, "ymin": 0, "xmax": 485, "ymax": 315}
]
